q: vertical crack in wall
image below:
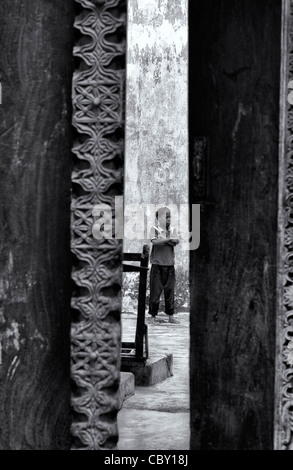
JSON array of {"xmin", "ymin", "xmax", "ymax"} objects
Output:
[{"xmin": 71, "ymin": 0, "xmax": 126, "ymax": 450}]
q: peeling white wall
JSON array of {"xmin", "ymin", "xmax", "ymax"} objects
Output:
[
  {"xmin": 124, "ymin": 0, "xmax": 188, "ymax": 259},
  {"xmin": 123, "ymin": 0, "xmax": 189, "ymax": 310}
]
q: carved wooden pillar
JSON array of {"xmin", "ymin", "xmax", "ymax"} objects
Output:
[
  {"xmin": 0, "ymin": 0, "xmax": 74, "ymax": 449},
  {"xmin": 275, "ymin": 0, "xmax": 293, "ymax": 451},
  {"xmin": 71, "ymin": 0, "xmax": 126, "ymax": 450}
]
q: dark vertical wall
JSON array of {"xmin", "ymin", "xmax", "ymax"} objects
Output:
[
  {"xmin": 189, "ymin": 0, "xmax": 281, "ymax": 449},
  {"xmin": 0, "ymin": 1, "xmax": 74, "ymax": 449}
]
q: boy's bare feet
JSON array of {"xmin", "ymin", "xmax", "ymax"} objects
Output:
[{"xmin": 168, "ymin": 315, "xmax": 180, "ymax": 324}]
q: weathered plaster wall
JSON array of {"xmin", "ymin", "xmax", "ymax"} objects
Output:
[{"xmin": 123, "ymin": 0, "xmax": 189, "ymax": 311}]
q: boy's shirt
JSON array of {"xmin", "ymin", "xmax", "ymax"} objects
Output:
[{"xmin": 149, "ymin": 225, "xmax": 178, "ymax": 266}]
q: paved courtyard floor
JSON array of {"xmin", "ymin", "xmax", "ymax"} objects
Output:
[{"xmin": 117, "ymin": 310, "xmax": 190, "ymax": 450}]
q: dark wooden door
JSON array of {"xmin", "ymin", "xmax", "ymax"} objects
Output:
[
  {"xmin": 0, "ymin": 0, "xmax": 74, "ymax": 449},
  {"xmin": 189, "ymin": 0, "xmax": 281, "ymax": 450}
]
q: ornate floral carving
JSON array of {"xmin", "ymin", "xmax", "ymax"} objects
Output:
[
  {"xmin": 71, "ymin": 0, "xmax": 126, "ymax": 449},
  {"xmin": 277, "ymin": 0, "xmax": 293, "ymax": 450}
]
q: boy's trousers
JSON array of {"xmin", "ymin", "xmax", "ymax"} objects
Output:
[{"xmin": 149, "ymin": 264, "xmax": 175, "ymax": 316}]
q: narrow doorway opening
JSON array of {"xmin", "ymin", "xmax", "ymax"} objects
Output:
[{"xmin": 117, "ymin": 0, "xmax": 190, "ymax": 451}]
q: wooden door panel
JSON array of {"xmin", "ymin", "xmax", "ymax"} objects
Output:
[{"xmin": 189, "ymin": 0, "xmax": 281, "ymax": 450}]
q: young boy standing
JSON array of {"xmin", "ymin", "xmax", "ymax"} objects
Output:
[{"xmin": 148, "ymin": 206, "xmax": 180, "ymax": 324}]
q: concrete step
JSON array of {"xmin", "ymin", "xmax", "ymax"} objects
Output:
[
  {"xmin": 121, "ymin": 353, "xmax": 173, "ymax": 386},
  {"xmin": 119, "ymin": 372, "xmax": 135, "ymax": 409}
]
